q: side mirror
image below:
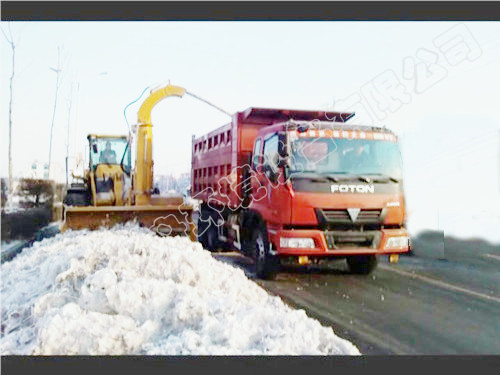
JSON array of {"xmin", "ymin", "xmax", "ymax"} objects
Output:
[{"xmin": 278, "ymin": 132, "xmax": 288, "ymax": 158}]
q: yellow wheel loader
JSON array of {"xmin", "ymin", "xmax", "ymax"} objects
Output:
[{"xmin": 62, "ymin": 84, "xmax": 195, "ymax": 239}]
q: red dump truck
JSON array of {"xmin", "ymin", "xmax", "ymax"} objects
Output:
[{"xmin": 191, "ymin": 108, "xmax": 409, "ymax": 279}]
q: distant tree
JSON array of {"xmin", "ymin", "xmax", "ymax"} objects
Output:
[{"xmin": 16, "ymin": 178, "xmax": 55, "ymax": 209}]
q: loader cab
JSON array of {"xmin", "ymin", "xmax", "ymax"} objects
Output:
[
  {"xmin": 88, "ymin": 135, "xmax": 131, "ymax": 174},
  {"xmin": 87, "ymin": 135, "xmax": 132, "ymax": 206}
]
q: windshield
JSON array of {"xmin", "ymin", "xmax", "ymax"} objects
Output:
[
  {"xmin": 89, "ymin": 137, "xmax": 131, "ymax": 171},
  {"xmin": 289, "ymin": 135, "xmax": 403, "ymax": 180}
]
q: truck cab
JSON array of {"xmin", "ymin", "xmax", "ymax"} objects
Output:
[{"xmin": 247, "ymin": 121, "xmax": 408, "ymax": 275}]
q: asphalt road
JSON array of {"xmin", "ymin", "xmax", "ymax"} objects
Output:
[{"xmin": 213, "ymin": 236, "xmax": 500, "ymax": 354}]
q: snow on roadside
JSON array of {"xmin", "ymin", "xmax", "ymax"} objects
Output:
[
  {"xmin": 1, "ymin": 240, "xmax": 23, "ymax": 252},
  {"xmin": 1, "ymin": 224, "xmax": 360, "ymax": 355}
]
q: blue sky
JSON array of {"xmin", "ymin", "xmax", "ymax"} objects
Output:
[{"xmin": 1, "ymin": 21, "xmax": 499, "ymax": 242}]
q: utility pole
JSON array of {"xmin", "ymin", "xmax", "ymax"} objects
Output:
[
  {"xmin": 437, "ymin": 206, "xmax": 440, "ymax": 231},
  {"xmin": 1, "ymin": 25, "xmax": 16, "ymax": 194},
  {"xmin": 65, "ymin": 84, "xmax": 74, "ymax": 186},
  {"xmin": 74, "ymin": 83, "xmax": 80, "ymax": 167},
  {"xmin": 48, "ymin": 46, "xmax": 62, "ymax": 180}
]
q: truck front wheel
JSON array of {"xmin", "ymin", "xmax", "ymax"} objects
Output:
[
  {"xmin": 346, "ymin": 255, "xmax": 378, "ymax": 275},
  {"xmin": 251, "ymin": 225, "xmax": 278, "ymax": 280}
]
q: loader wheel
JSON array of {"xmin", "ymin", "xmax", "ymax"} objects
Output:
[
  {"xmin": 250, "ymin": 225, "xmax": 278, "ymax": 280},
  {"xmin": 64, "ymin": 191, "xmax": 90, "ymax": 206},
  {"xmin": 346, "ymin": 255, "xmax": 378, "ymax": 275}
]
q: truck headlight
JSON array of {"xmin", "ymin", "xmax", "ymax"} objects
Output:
[
  {"xmin": 384, "ymin": 236, "xmax": 409, "ymax": 249},
  {"xmin": 280, "ymin": 237, "xmax": 315, "ymax": 249}
]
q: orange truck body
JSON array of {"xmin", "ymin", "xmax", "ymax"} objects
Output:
[{"xmin": 191, "ymin": 108, "xmax": 409, "ymax": 271}]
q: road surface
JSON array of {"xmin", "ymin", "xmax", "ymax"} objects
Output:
[{"xmin": 213, "ymin": 235, "xmax": 500, "ymax": 354}]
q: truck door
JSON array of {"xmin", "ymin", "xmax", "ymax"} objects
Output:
[
  {"xmin": 251, "ymin": 133, "xmax": 290, "ymax": 227},
  {"xmin": 249, "ymin": 137, "xmax": 266, "ymax": 205}
]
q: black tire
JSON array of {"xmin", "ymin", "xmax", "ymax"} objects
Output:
[
  {"xmin": 197, "ymin": 207, "xmax": 220, "ymax": 252},
  {"xmin": 63, "ymin": 191, "xmax": 90, "ymax": 206},
  {"xmin": 347, "ymin": 255, "xmax": 378, "ymax": 275},
  {"xmin": 250, "ymin": 224, "xmax": 278, "ymax": 280},
  {"xmin": 197, "ymin": 216, "xmax": 209, "ymax": 248},
  {"xmin": 204, "ymin": 224, "xmax": 220, "ymax": 252},
  {"xmin": 346, "ymin": 255, "xmax": 378, "ymax": 275}
]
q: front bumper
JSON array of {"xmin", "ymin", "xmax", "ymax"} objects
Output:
[{"xmin": 270, "ymin": 228, "xmax": 409, "ymax": 256}]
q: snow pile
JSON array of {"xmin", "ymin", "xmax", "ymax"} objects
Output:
[
  {"xmin": 1, "ymin": 240, "xmax": 23, "ymax": 251},
  {"xmin": 1, "ymin": 224, "xmax": 360, "ymax": 355}
]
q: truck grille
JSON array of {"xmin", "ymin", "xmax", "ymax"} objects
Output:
[{"xmin": 321, "ymin": 208, "xmax": 383, "ymax": 224}]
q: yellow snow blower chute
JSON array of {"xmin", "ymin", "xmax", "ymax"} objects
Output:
[{"xmin": 62, "ymin": 84, "xmax": 195, "ymax": 239}]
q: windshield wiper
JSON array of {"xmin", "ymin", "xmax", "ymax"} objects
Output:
[
  {"xmin": 360, "ymin": 173, "xmax": 400, "ymax": 183},
  {"xmin": 291, "ymin": 171, "xmax": 399, "ymax": 184},
  {"xmin": 324, "ymin": 173, "xmax": 372, "ymax": 183},
  {"xmin": 290, "ymin": 172, "xmax": 329, "ymax": 183},
  {"xmin": 292, "ymin": 173, "xmax": 353, "ymax": 183},
  {"xmin": 319, "ymin": 172, "xmax": 349, "ymax": 182},
  {"xmin": 357, "ymin": 176, "xmax": 372, "ymax": 183},
  {"xmin": 325, "ymin": 173, "xmax": 399, "ymax": 183}
]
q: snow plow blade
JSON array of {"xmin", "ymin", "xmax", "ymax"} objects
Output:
[{"xmin": 62, "ymin": 199, "xmax": 195, "ymax": 240}]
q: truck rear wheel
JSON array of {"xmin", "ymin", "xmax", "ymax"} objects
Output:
[
  {"xmin": 204, "ymin": 224, "xmax": 220, "ymax": 252},
  {"xmin": 346, "ymin": 255, "xmax": 378, "ymax": 275},
  {"xmin": 250, "ymin": 225, "xmax": 278, "ymax": 280}
]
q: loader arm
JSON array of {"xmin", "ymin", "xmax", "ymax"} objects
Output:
[{"xmin": 134, "ymin": 84, "xmax": 187, "ymax": 205}]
